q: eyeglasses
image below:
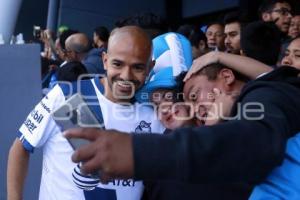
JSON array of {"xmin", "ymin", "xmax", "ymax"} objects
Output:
[
  {"xmin": 271, "ymin": 8, "xmax": 291, "ymax": 16},
  {"xmin": 205, "ymin": 32, "xmax": 225, "ymax": 38}
]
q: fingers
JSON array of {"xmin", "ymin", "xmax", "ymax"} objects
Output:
[
  {"xmin": 64, "ymin": 128, "xmax": 104, "ymax": 163},
  {"xmin": 184, "ymin": 60, "xmax": 205, "ymax": 82},
  {"xmin": 79, "ymin": 153, "xmax": 103, "ymax": 174},
  {"xmin": 79, "ymin": 153, "xmax": 114, "ymax": 184},
  {"xmin": 99, "ymin": 173, "xmax": 113, "ymax": 184},
  {"xmin": 71, "ymin": 142, "xmax": 96, "ymax": 163},
  {"xmin": 64, "ymin": 128, "xmax": 102, "ymax": 141},
  {"xmin": 183, "ymin": 70, "xmax": 193, "ymax": 82}
]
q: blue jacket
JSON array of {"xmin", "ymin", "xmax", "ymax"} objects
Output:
[
  {"xmin": 250, "ymin": 132, "xmax": 300, "ymax": 199},
  {"xmin": 82, "ymin": 47, "xmax": 106, "ymax": 75}
]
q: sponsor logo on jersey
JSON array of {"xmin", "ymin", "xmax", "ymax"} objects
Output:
[
  {"xmin": 40, "ymin": 101, "xmax": 51, "ymax": 113},
  {"xmin": 108, "ymin": 179, "xmax": 137, "ymax": 187},
  {"xmin": 24, "ymin": 118, "xmax": 37, "ymax": 133},
  {"xmin": 135, "ymin": 121, "xmax": 151, "ymax": 133},
  {"xmin": 23, "ymin": 110, "xmax": 45, "ymax": 133},
  {"xmin": 30, "ymin": 110, "xmax": 44, "ymax": 124}
]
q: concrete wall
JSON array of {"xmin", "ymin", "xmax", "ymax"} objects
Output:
[{"xmin": 0, "ymin": 44, "xmax": 42, "ymax": 200}]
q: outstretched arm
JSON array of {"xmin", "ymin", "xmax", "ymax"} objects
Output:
[
  {"xmin": 65, "ymin": 85, "xmax": 295, "ymax": 183},
  {"xmin": 184, "ymin": 52, "xmax": 273, "ymax": 81},
  {"xmin": 7, "ymin": 139, "xmax": 30, "ymax": 200}
]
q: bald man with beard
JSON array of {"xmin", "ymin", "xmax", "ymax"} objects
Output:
[{"xmin": 7, "ymin": 26, "xmax": 164, "ymax": 200}]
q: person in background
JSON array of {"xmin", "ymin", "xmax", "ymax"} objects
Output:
[
  {"xmin": 259, "ymin": 0, "xmax": 293, "ymax": 62},
  {"xmin": 93, "ymin": 26, "xmax": 109, "ymax": 49},
  {"xmin": 259, "ymin": 0, "xmax": 292, "ymax": 35},
  {"xmin": 205, "ymin": 22, "xmax": 226, "ymax": 51},
  {"xmin": 65, "ymin": 33, "xmax": 105, "ymax": 74},
  {"xmin": 44, "ymin": 29, "xmax": 79, "ymax": 90},
  {"xmin": 56, "ymin": 61, "xmax": 88, "ymax": 82},
  {"xmin": 177, "ymin": 24, "xmax": 209, "ymax": 59},
  {"xmin": 223, "ymin": 11, "xmax": 244, "ymax": 55},
  {"xmin": 240, "ymin": 21, "xmax": 282, "ymax": 66},
  {"xmin": 288, "ymin": 14, "xmax": 300, "ymax": 39}
]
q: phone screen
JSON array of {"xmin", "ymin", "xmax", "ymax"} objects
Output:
[{"xmin": 52, "ymin": 93, "xmax": 103, "ymax": 150}]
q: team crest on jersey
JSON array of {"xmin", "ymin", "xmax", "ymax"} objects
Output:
[{"xmin": 135, "ymin": 121, "xmax": 151, "ymax": 133}]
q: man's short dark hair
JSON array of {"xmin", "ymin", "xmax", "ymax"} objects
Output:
[
  {"xmin": 206, "ymin": 21, "xmax": 224, "ymax": 31},
  {"xmin": 56, "ymin": 61, "xmax": 88, "ymax": 82},
  {"xmin": 224, "ymin": 11, "xmax": 240, "ymax": 25},
  {"xmin": 177, "ymin": 24, "xmax": 194, "ymax": 38},
  {"xmin": 190, "ymin": 30, "xmax": 207, "ymax": 48},
  {"xmin": 177, "ymin": 25, "xmax": 207, "ymax": 48},
  {"xmin": 241, "ymin": 21, "xmax": 281, "ymax": 65},
  {"xmin": 195, "ymin": 63, "xmax": 249, "ymax": 82},
  {"xmin": 94, "ymin": 26, "xmax": 109, "ymax": 42}
]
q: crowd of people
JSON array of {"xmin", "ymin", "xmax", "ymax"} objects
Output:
[{"xmin": 6, "ymin": 0, "xmax": 300, "ymax": 199}]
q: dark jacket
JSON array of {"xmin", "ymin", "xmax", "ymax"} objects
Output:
[
  {"xmin": 82, "ymin": 47, "xmax": 106, "ymax": 74},
  {"xmin": 134, "ymin": 67, "xmax": 300, "ymax": 199}
]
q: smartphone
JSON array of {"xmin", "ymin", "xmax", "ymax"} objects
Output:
[
  {"xmin": 33, "ymin": 26, "xmax": 41, "ymax": 39},
  {"xmin": 52, "ymin": 93, "xmax": 103, "ymax": 150}
]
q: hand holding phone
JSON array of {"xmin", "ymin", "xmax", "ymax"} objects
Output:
[{"xmin": 52, "ymin": 93, "xmax": 103, "ymax": 150}]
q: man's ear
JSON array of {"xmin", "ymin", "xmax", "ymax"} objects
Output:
[
  {"xmin": 218, "ymin": 68, "xmax": 235, "ymax": 86},
  {"xmin": 102, "ymin": 51, "xmax": 108, "ymax": 70},
  {"xmin": 262, "ymin": 13, "xmax": 272, "ymax": 22}
]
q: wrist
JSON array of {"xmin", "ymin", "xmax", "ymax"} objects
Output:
[{"xmin": 214, "ymin": 51, "xmax": 221, "ymax": 64}]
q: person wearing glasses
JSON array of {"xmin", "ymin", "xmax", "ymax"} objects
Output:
[
  {"xmin": 205, "ymin": 22, "xmax": 226, "ymax": 52},
  {"xmin": 259, "ymin": 0, "xmax": 293, "ymax": 63},
  {"xmin": 259, "ymin": 0, "xmax": 292, "ymax": 34}
]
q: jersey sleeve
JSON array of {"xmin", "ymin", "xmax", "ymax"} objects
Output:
[{"xmin": 18, "ymin": 85, "xmax": 66, "ymax": 153}]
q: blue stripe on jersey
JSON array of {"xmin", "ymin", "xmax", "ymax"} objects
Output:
[
  {"xmin": 73, "ymin": 166, "xmax": 94, "ymax": 179},
  {"xmin": 76, "ymin": 185, "xmax": 96, "ymax": 191},
  {"xmin": 58, "ymin": 82, "xmax": 75, "ymax": 98},
  {"xmin": 58, "ymin": 78, "xmax": 105, "ymax": 128},
  {"xmin": 93, "ymin": 77, "xmax": 105, "ymax": 94},
  {"xmin": 72, "ymin": 173, "xmax": 100, "ymax": 185},
  {"xmin": 84, "ymin": 187, "xmax": 117, "ymax": 200},
  {"xmin": 18, "ymin": 131, "xmax": 34, "ymax": 153},
  {"xmin": 73, "ymin": 180, "xmax": 98, "ymax": 189}
]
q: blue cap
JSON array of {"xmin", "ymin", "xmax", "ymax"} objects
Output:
[{"xmin": 135, "ymin": 32, "xmax": 193, "ymax": 103}]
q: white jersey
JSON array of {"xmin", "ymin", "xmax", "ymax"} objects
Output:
[{"xmin": 18, "ymin": 78, "xmax": 165, "ymax": 200}]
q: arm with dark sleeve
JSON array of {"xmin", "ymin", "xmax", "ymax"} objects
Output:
[{"xmin": 133, "ymin": 86, "xmax": 293, "ymax": 183}]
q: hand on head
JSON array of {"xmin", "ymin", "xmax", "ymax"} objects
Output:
[{"xmin": 184, "ymin": 51, "xmax": 220, "ymax": 82}]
